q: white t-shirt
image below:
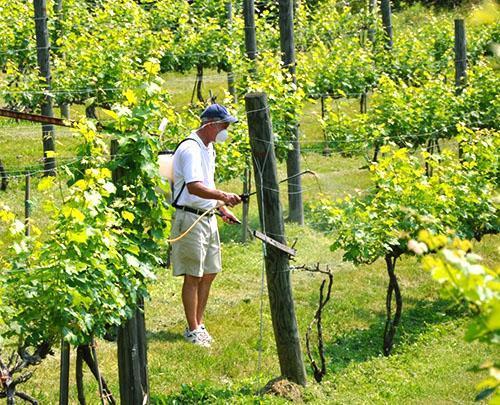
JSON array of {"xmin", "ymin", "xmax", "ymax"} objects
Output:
[{"xmin": 172, "ymin": 132, "xmax": 217, "ymax": 210}]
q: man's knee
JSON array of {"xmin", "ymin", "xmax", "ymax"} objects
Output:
[
  {"xmin": 184, "ymin": 275, "xmax": 202, "ymax": 287},
  {"xmin": 201, "ymin": 273, "xmax": 217, "ymax": 284}
]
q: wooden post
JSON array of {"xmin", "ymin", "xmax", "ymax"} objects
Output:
[
  {"xmin": 243, "ymin": 0, "xmax": 257, "ymax": 75},
  {"xmin": 112, "ymin": 140, "xmax": 149, "ymax": 405},
  {"xmin": 360, "ymin": 92, "xmax": 368, "ymax": 114},
  {"xmin": 53, "ymin": 0, "xmax": 63, "ymax": 37},
  {"xmin": 454, "ymin": 19, "xmax": 467, "ymax": 158},
  {"xmin": 246, "ymin": 92, "xmax": 307, "ymax": 386},
  {"xmin": 454, "ymin": 19, "xmax": 467, "ymax": 93},
  {"xmin": 25, "ymin": 173, "xmax": 31, "ymax": 237},
  {"xmin": 33, "ymin": 0, "xmax": 56, "ymax": 175},
  {"xmin": 59, "ymin": 341, "xmax": 70, "ymax": 405},
  {"xmin": 279, "ymin": 0, "xmax": 303, "ymax": 224},
  {"xmin": 0, "ymin": 160, "xmax": 7, "ymax": 191},
  {"xmin": 53, "ymin": 0, "xmax": 70, "ymax": 119},
  {"xmin": 241, "ymin": 165, "xmax": 251, "ymax": 243},
  {"xmin": 360, "ymin": 2, "xmax": 369, "ymax": 116},
  {"xmin": 321, "ymin": 96, "xmax": 331, "ymax": 156},
  {"xmin": 226, "ymin": 2, "xmax": 237, "ymax": 102},
  {"xmin": 368, "ymin": 0, "xmax": 377, "ymax": 44},
  {"xmin": 380, "ymin": 0, "xmax": 393, "ymax": 49}
]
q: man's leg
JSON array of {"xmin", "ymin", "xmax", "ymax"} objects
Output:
[
  {"xmin": 196, "ymin": 273, "xmax": 217, "ymax": 326},
  {"xmin": 182, "ymin": 275, "xmax": 202, "ymax": 331}
]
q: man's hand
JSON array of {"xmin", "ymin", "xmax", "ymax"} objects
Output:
[
  {"xmin": 218, "ymin": 207, "xmax": 240, "ymax": 224},
  {"xmin": 220, "ymin": 192, "xmax": 241, "ymax": 208}
]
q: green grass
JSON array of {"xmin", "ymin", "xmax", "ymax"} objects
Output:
[{"xmin": 16, "ymin": 215, "xmax": 498, "ymax": 404}]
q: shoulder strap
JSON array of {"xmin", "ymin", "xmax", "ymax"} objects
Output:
[
  {"xmin": 174, "ymin": 137, "xmax": 198, "ymax": 153},
  {"xmin": 172, "ymin": 137, "xmax": 201, "ymax": 206}
]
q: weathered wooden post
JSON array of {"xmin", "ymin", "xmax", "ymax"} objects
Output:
[
  {"xmin": 360, "ymin": 17, "xmax": 368, "ymax": 115},
  {"xmin": 0, "ymin": 160, "xmax": 7, "ymax": 191},
  {"xmin": 243, "ymin": 0, "xmax": 257, "ymax": 76},
  {"xmin": 226, "ymin": 1, "xmax": 237, "ymax": 102},
  {"xmin": 33, "ymin": 0, "xmax": 56, "ymax": 175},
  {"xmin": 454, "ymin": 19, "xmax": 467, "ymax": 158},
  {"xmin": 368, "ymin": 0, "xmax": 377, "ymax": 44},
  {"xmin": 380, "ymin": 0, "xmax": 393, "ymax": 49},
  {"xmin": 321, "ymin": 96, "xmax": 331, "ymax": 156},
  {"xmin": 112, "ymin": 140, "xmax": 149, "ymax": 405},
  {"xmin": 241, "ymin": 165, "xmax": 251, "ymax": 243},
  {"xmin": 53, "ymin": 0, "xmax": 70, "ymax": 119},
  {"xmin": 59, "ymin": 341, "xmax": 70, "ymax": 405},
  {"xmin": 454, "ymin": 19, "xmax": 467, "ymax": 93},
  {"xmin": 25, "ymin": 173, "xmax": 31, "ymax": 237},
  {"xmin": 278, "ymin": 0, "xmax": 304, "ymax": 224},
  {"xmin": 246, "ymin": 92, "xmax": 307, "ymax": 386}
]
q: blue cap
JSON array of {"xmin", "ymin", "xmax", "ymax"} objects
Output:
[{"xmin": 200, "ymin": 104, "xmax": 238, "ymax": 124}]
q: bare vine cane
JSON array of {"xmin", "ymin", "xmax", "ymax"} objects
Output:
[
  {"xmin": 383, "ymin": 253, "xmax": 403, "ymax": 356},
  {"xmin": 295, "ymin": 263, "xmax": 334, "ymax": 383}
]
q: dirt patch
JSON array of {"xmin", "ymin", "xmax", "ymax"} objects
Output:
[{"xmin": 259, "ymin": 377, "xmax": 303, "ymax": 402}]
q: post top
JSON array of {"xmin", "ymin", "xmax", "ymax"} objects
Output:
[{"xmin": 245, "ymin": 92, "xmax": 267, "ymax": 99}]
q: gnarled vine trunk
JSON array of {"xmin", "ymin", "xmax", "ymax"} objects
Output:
[
  {"xmin": 383, "ymin": 254, "xmax": 402, "ymax": 356},
  {"xmin": 0, "ymin": 159, "xmax": 8, "ymax": 191},
  {"xmin": 75, "ymin": 344, "xmax": 115, "ymax": 405},
  {"xmin": 0, "ymin": 343, "xmax": 52, "ymax": 404},
  {"xmin": 190, "ymin": 64, "xmax": 205, "ymax": 105}
]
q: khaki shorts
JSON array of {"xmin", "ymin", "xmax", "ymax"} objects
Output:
[{"xmin": 171, "ymin": 210, "xmax": 222, "ymax": 278}]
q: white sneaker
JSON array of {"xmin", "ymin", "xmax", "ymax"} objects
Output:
[
  {"xmin": 183, "ymin": 327, "xmax": 211, "ymax": 347},
  {"xmin": 199, "ymin": 324, "xmax": 213, "ymax": 343}
]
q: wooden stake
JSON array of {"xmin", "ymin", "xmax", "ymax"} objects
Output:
[
  {"xmin": 59, "ymin": 341, "xmax": 70, "ymax": 405},
  {"xmin": 243, "ymin": 0, "xmax": 257, "ymax": 76},
  {"xmin": 53, "ymin": 0, "xmax": 70, "ymax": 119},
  {"xmin": 112, "ymin": 140, "xmax": 149, "ymax": 405},
  {"xmin": 368, "ymin": 0, "xmax": 377, "ymax": 44},
  {"xmin": 278, "ymin": 0, "xmax": 304, "ymax": 225},
  {"xmin": 0, "ymin": 160, "xmax": 7, "ymax": 191},
  {"xmin": 226, "ymin": 2, "xmax": 237, "ymax": 102},
  {"xmin": 454, "ymin": 19, "xmax": 467, "ymax": 93},
  {"xmin": 454, "ymin": 19, "xmax": 467, "ymax": 158},
  {"xmin": 242, "ymin": 165, "xmax": 251, "ymax": 243},
  {"xmin": 246, "ymin": 92, "xmax": 307, "ymax": 386},
  {"xmin": 25, "ymin": 173, "xmax": 31, "ymax": 237},
  {"xmin": 33, "ymin": 0, "xmax": 56, "ymax": 175},
  {"xmin": 380, "ymin": 0, "xmax": 393, "ymax": 49}
]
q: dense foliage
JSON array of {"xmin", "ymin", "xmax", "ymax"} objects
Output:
[
  {"xmin": 307, "ymin": 127, "xmax": 499, "ymax": 354},
  {"xmin": 419, "ymin": 235, "xmax": 499, "ymax": 402},
  {"xmin": 0, "ymin": 64, "xmax": 172, "ymax": 348},
  {"xmin": 1, "ymin": 0, "xmax": 498, "ymax": 173},
  {"xmin": 309, "ymin": 127, "xmax": 499, "ymax": 263},
  {"xmin": 321, "ymin": 60, "xmax": 499, "ymax": 155}
]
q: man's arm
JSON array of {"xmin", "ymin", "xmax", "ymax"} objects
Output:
[{"xmin": 186, "ymin": 181, "xmax": 241, "ymax": 207}]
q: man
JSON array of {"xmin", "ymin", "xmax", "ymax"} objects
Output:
[{"xmin": 170, "ymin": 104, "xmax": 242, "ymax": 347}]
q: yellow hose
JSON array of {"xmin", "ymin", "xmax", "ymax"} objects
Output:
[{"xmin": 166, "ymin": 203, "xmax": 223, "ymax": 243}]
